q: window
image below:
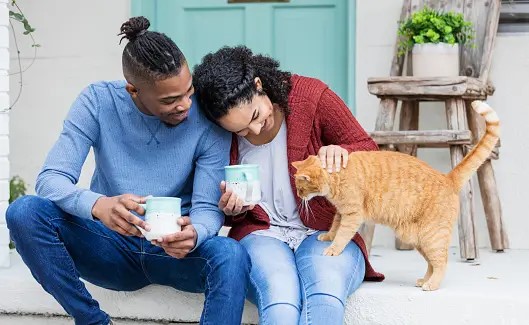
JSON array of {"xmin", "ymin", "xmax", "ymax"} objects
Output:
[{"xmin": 500, "ymin": 0, "xmax": 529, "ymax": 32}]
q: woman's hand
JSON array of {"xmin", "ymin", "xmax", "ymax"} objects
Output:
[
  {"xmin": 218, "ymin": 181, "xmax": 255, "ymax": 216},
  {"xmin": 318, "ymin": 145, "xmax": 349, "ymax": 173}
]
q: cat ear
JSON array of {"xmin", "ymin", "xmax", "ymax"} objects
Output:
[
  {"xmin": 291, "ymin": 161, "xmax": 302, "ymax": 170},
  {"xmin": 308, "ymin": 155, "xmax": 322, "ymax": 166}
]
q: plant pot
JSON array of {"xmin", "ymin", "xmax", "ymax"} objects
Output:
[{"xmin": 412, "ymin": 43, "xmax": 460, "ymax": 77}]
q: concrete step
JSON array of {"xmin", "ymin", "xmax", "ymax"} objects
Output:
[
  {"xmin": 1, "ymin": 247, "xmax": 528, "ymax": 325},
  {"xmin": 0, "ymin": 314, "xmax": 196, "ymax": 324}
]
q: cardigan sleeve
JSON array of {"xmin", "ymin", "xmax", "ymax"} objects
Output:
[
  {"xmin": 317, "ymin": 87, "xmax": 378, "ymax": 152},
  {"xmin": 224, "ymin": 211, "xmax": 247, "ymax": 226}
]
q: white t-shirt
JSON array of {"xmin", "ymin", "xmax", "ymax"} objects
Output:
[{"xmin": 238, "ymin": 120, "xmax": 317, "ymax": 250}]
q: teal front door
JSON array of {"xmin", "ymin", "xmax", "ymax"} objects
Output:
[{"xmin": 132, "ymin": 0, "xmax": 354, "ymax": 106}]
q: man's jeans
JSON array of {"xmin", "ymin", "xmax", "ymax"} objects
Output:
[{"xmin": 6, "ymin": 195, "xmax": 250, "ymax": 325}]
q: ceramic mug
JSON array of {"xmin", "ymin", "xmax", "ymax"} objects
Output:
[
  {"xmin": 136, "ymin": 197, "xmax": 181, "ymax": 241},
  {"xmin": 224, "ymin": 164, "xmax": 261, "ymax": 206}
]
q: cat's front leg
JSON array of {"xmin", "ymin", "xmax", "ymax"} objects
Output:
[
  {"xmin": 318, "ymin": 213, "xmax": 342, "ymax": 241},
  {"xmin": 323, "ymin": 213, "xmax": 362, "ymax": 256}
]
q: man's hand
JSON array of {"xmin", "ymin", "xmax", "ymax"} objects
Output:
[
  {"xmin": 152, "ymin": 217, "xmax": 197, "ymax": 258},
  {"xmin": 92, "ymin": 194, "xmax": 150, "ymax": 237}
]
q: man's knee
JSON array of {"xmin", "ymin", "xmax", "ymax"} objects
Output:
[
  {"xmin": 6, "ymin": 195, "xmax": 57, "ymax": 234},
  {"xmin": 205, "ymin": 236, "xmax": 251, "ymax": 271}
]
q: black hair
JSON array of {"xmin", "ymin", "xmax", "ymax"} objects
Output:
[
  {"xmin": 193, "ymin": 45, "xmax": 292, "ymax": 122},
  {"xmin": 118, "ymin": 16, "xmax": 186, "ymax": 83}
]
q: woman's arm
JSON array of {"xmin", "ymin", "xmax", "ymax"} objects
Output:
[{"xmin": 317, "ymin": 87, "xmax": 378, "ymax": 153}]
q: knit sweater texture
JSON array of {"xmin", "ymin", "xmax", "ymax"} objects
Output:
[{"xmin": 228, "ymin": 75, "xmax": 384, "ymax": 281}]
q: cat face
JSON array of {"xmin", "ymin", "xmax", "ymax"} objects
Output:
[{"xmin": 292, "ymin": 156, "xmax": 330, "ymax": 199}]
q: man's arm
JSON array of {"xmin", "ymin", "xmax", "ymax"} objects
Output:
[
  {"xmin": 189, "ymin": 124, "xmax": 231, "ymax": 249},
  {"xmin": 36, "ymin": 86, "xmax": 104, "ymax": 219}
]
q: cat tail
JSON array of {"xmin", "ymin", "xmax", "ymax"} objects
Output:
[{"xmin": 448, "ymin": 101, "xmax": 500, "ymax": 191}]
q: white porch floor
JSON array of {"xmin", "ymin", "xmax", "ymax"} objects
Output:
[{"xmin": 0, "ymin": 247, "xmax": 528, "ymax": 325}]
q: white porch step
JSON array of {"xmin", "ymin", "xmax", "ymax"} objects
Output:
[
  {"xmin": 0, "ymin": 315, "xmax": 190, "ymax": 325},
  {"xmin": 1, "ymin": 247, "xmax": 528, "ymax": 325}
]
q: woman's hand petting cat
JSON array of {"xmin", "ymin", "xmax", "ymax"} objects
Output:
[
  {"xmin": 151, "ymin": 217, "xmax": 197, "ymax": 259},
  {"xmin": 219, "ymin": 181, "xmax": 255, "ymax": 216},
  {"xmin": 318, "ymin": 145, "xmax": 349, "ymax": 173},
  {"xmin": 91, "ymin": 194, "xmax": 150, "ymax": 237}
]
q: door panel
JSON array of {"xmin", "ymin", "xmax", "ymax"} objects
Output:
[{"xmin": 132, "ymin": 0, "xmax": 352, "ymax": 105}]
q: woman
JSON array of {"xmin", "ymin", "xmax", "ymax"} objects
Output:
[{"xmin": 193, "ymin": 46, "xmax": 384, "ymax": 325}]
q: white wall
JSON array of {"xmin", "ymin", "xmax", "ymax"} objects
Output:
[
  {"xmin": 7, "ymin": 0, "xmax": 529, "ymax": 251},
  {"xmin": 8, "ymin": 0, "xmax": 131, "ymax": 194},
  {"xmin": 357, "ymin": 0, "xmax": 529, "ymax": 250},
  {"xmin": 0, "ymin": 0, "xmax": 9, "ymax": 267}
]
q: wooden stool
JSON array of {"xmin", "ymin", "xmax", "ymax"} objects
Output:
[{"xmin": 360, "ymin": 0, "xmax": 509, "ymax": 260}]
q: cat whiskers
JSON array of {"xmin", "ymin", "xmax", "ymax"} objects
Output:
[{"xmin": 299, "ymin": 198, "xmax": 316, "ymax": 224}]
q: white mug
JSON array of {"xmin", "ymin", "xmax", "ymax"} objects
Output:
[
  {"xmin": 137, "ymin": 197, "xmax": 181, "ymax": 241},
  {"xmin": 224, "ymin": 164, "xmax": 261, "ymax": 206}
]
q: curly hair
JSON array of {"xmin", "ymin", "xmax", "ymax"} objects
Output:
[
  {"xmin": 193, "ymin": 46, "xmax": 292, "ymax": 122},
  {"xmin": 119, "ymin": 16, "xmax": 186, "ymax": 83}
]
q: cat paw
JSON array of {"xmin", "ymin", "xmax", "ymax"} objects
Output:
[
  {"xmin": 318, "ymin": 233, "xmax": 333, "ymax": 241},
  {"xmin": 421, "ymin": 281, "xmax": 440, "ymax": 291},
  {"xmin": 323, "ymin": 245, "xmax": 344, "ymax": 256},
  {"xmin": 415, "ymin": 278, "xmax": 425, "ymax": 287}
]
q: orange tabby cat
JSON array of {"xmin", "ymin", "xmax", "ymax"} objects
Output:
[{"xmin": 292, "ymin": 100, "xmax": 499, "ymax": 291}]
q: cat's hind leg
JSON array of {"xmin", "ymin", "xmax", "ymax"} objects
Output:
[
  {"xmin": 415, "ymin": 247, "xmax": 433, "ymax": 287},
  {"xmin": 419, "ymin": 231, "xmax": 450, "ymax": 291},
  {"xmin": 318, "ymin": 213, "xmax": 341, "ymax": 242}
]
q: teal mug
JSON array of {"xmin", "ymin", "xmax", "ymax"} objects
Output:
[
  {"xmin": 137, "ymin": 197, "xmax": 181, "ymax": 241},
  {"xmin": 224, "ymin": 164, "xmax": 261, "ymax": 206}
]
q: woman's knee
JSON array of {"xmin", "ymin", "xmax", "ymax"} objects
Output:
[
  {"xmin": 302, "ymin": 293, "xmax": 345, "ymax": 325},
  {"xmin": 298, "ymin": 239, "xmax": 366, "ymax": 300},
  {"xmin": 261, "ymin": 302, "xmax": 300, "ymax": 325}
]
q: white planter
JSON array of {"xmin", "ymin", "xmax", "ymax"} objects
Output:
[{"xmin": 412, "ymin": 43, "xmax": 460, "ymax": 77}]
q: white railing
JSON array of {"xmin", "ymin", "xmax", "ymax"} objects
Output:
[{"xmin": 0, "ymin": 0, "xmax": 10, "ymax": 268}]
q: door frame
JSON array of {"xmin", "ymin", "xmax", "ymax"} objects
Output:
[{"xmin": 131, "ymin": 0, "xmax": 356, "ymax": 112}]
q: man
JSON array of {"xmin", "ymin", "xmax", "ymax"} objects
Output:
[{"xmin": 6, "ymin": 16, "xmax": 250, "ymax": 325}]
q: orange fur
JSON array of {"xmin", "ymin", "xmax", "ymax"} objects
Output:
[{"xmin": 292, "ymin": 101, "xmax": 500, "ymax": 291}]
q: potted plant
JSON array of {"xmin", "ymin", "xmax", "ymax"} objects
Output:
[{"xmin": 398, "ymin": 7, "xmax": 474, "ymax": 77}]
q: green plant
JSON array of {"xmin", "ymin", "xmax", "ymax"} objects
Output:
[
  {"xmin": 8, "ymin": 176, "xmax": 27, "ymax": 249},
  {"xmin": 9, "ymin": 175, "xmax": 27, "ymax": 204},
  {"xmin": 1, "ymin": 1, "xmax": 40, "ymax": 112},
  {"xmin": 397, "ymin": 7, "xmax": 474, "ymax": 56},
  {"xmin": 9, "ymin": 1, "xmax": 36, "ymax": 38}
]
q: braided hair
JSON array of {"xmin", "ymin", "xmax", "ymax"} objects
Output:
[
  {"xmin": 119, "ymin": 16, "xmax": 185, "ymax": 83},
  {"xmin": 193, "ymin": 46, "xmax": 292, "ymax": 122}
]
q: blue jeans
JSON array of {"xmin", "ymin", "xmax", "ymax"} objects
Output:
[
  {"xmin": 241, "ymin": 232, "xmax": 365, "ymax": 325},
  {"xmin": 6, "ymin": 196, "xmax": 250, "ymax": 325}
]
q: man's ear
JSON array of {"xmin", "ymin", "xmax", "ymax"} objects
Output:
[{"xmin": 126, "ymin": 83, "xmax": 138, "ymax": 97}]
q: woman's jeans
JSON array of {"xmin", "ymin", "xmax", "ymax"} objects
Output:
[
  {"xmin": 241, "ymin": 231, "xmax": 366, "ymax": 325},
  {"xmin": 6, "ymin": 195, "xmax": 250, "ymax": 325}
]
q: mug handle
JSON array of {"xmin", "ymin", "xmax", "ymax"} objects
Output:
[{"xmin": 242, "ymin": 172, "xmax": 253, "ymax": 204}]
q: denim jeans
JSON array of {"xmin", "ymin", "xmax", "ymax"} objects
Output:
[
  {"xmin": 240, "ymin": 231, "xmax": 366, "ymax": 325},
  {"xmin": 6, "ymin": 196, "xmax": 250, "ymax": 325}
]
